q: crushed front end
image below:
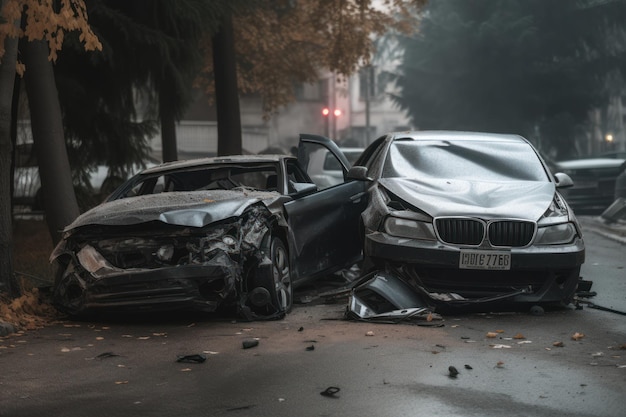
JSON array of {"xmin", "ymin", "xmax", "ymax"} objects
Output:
[{"xmin": 50, "ymin": 205, "xmax": 274, "ymax": 317}]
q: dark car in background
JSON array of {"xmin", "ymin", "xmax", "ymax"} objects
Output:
[
  {"xmin": 50, "ymin": 135, "xmax": 367, "ymax": 319},
  {"xmin": 556, "ymin": 157, "xmax": 626, "ymax": 214},
  {"xmin": 348, "ymin": 131, "xmax": 585, "ymax": 306}
]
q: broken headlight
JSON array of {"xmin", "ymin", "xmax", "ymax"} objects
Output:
[
  {"xmin": 534, "ymin": 222, "xmax": 577, "ymax": 245},
  {"xmin": 384, "ymin": 211, "xmax": 436, "ymax": 241}
]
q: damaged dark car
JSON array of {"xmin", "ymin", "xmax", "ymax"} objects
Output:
[
  {"xmin": 50, "ymin": 135, "xmax": 367, "ymax": 319},
  {"xmin": 348, "ymin": 131, "xmax": 585, "ymax": 308}
]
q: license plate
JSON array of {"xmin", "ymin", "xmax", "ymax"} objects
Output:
[{"xmin": 459, "ymin": 249, "xmax": 511, "ymax": 270}]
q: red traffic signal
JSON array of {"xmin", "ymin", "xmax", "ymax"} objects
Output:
[{"xmin": 322, "ymin": 107, "xmax": 341, "ymax": 117}]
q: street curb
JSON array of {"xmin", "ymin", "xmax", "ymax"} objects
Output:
[{"xmin": 578, "ymin": 216, "xmax": 626, "ymax": 245}]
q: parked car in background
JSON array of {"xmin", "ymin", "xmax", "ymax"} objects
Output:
[
  {"xmin": 13, "ymin": 161, "xmax": 152, "ymax": 212},
  {"xmin": 348, "ymin": 131, "xmax": 585, "ymax": 307},
  {"xmin": 556, "ymin": 157, "xmax": 626, "ymax": 214},
  {"xmin": 51, "ymin": 135, "xmax": 366, "ymax": 319}
]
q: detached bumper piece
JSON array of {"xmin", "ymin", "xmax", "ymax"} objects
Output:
[{"xmin": 346, "ymin": 271, "xmax": 441, "ymax": 324}]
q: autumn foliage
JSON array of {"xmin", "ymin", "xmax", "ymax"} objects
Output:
[{"xmin": 0, "ymin": 0, "xmax": 101, "ymax": 72}]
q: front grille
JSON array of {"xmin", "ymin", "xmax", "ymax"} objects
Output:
[
  {"xmin": 435, "ymin": 217, "xmax": 535, "ymax": 247},
  {"xmin": 435, "ymin": 218, "xmax": 484, "ymax": 245},
  {"xmin": 488, "ymin": 220, "xmax": 535, "ymax": 247}
]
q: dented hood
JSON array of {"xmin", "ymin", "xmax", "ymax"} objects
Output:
[
  {"xmin": 380, "ymin": 178, "xmax": 555, "ymax": 220},
  {"xmin": 64, "ymin": 190, "xmax": 281, "ymax": 230}
]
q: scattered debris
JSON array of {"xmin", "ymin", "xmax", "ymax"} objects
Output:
[
  {"xmin": 464, "ymin": 364, "xmax": 473, "ymax": 370},
  {"xmin": 96, "ymin": 352, "xmax": 120, "ymax": 360},
  {"xmin": 345, "ymin": 271, "xmax": 440, "ymax": 324},
  {"xmin": 242, "ymin": 339, "xmax": 259, "ymax": 349},
  {"xmin": 320, "ymin": 386, "xmax": 340, "ymax": 398},
  {"xmin": 448, "ymin": 366, "xmax": 459, "ymax": 378},
  {"xmin": 176, "ymin": 354, "xmax": 207, "ymax": 364},
  {"xmin": 491, "ymin": 344, "xmax": 512, "ymax": 349}
]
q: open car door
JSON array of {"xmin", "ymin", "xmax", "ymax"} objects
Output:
[{"xmin": 283, "ymin": 134, "xmax": 368, "ymax": 282}]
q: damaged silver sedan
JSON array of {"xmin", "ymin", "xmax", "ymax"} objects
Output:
[
  {"xmin": 348, "ymin": 131, "xmax": 586, "ymax": 307},
  {"xmin": 50, "ymin": 135, "xmax": 367, "ymax": 319}
]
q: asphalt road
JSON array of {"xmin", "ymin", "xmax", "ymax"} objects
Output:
[{"xmin": 1, "ymin": 219, "xmax": 624, "ymax": 417}]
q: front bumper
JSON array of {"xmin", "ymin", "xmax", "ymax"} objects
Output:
[
  {"xmin": 53, "ymin": 251, "xmax": 265, "ymax": 315},
  {"xmin": 365, "ymin": 232, "xmax": 585, "ymax": 304}
]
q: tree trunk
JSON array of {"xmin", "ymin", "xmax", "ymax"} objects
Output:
[
  {"xmin": 21, "ymin": 39, "xmax": 80, "ymax": 245},
  {"xmin": 0, "ymin": 29, "xmax": 20, "ymax": 298},
  {"xmin": 160, "ymin": 83, "xmax": 178, "ymax": 162},
  {"xmin": 212, "ymin": 13, "xmax": 242, "ymax": 156}
]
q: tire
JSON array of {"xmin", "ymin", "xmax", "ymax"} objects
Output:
[{"xmin": 251, "ymin": 236, "xmax": 293, "ymax": 316}]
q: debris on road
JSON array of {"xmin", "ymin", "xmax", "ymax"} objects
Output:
[
  {"xmin": 320, "ymin": 386, "xmax": 340, "ymax": 398},
  {"xmin": 448, "ymin": 366, "xmax": 459, "ymax": 378},
  {"xmin": 242, "ymin": 339, "xmax": 259, "ymax": 349},
  {"xmin": 345, "ymin": 271, "xmax": 440, "ymax": 324},
  {"xmin": 176, "ymin": 354, "xmax": 207, "ymax": 363}
]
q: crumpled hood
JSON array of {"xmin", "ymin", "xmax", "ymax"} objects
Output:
[
  {"xmin": 64, "ymin": 190, "xmax": 280, "ymax": 230},
  {"xmin": 380, "ymin": 178, "xmax": 555, "ymax": 220}
]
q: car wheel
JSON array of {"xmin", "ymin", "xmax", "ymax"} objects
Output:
[{"xmin": 250, "ymin": 236, "xmax": 293, "ymax": 316}]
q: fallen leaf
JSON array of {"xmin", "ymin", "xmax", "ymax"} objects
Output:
[
  {"xmin": 486, "ymin": 332, "xmax": 498, "ymax": 338},
  {"xmin": 513, "ymin": 333, "xmax": 525, "ymax": 339},
  {"xmin": 553, "ymin": 341, "xmax": 564, "ymax": 347},
  {"xmin": 572, "ymin": 332, "xmax": 585, "ymax": 341},
  {"xmin": 495, "ymin": 330, "xmax": 505, "ymax": 334},
  {"xmin": 180, "ymin": 368, "xmax": 192, "ymax": 372},
  {"xmin": 496, "ymin": 361, "xmax": 505, "ymax": 368},
  {"xmin": 366, "ymin": 331, "xmax": 375, "ymax": 336},
  {"xmin": 95, "ymin": 337, "xmax": 104, "ymax": 341},
  {"xmin": 115, "ymin": 381, "xmax": 129, "ymax": 385}
]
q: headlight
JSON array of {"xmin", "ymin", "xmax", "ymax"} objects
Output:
[
  {"xmin": 384, "ymin": 217, "xmax": 436, "ymax": 240},
  {"xmin": 534, "ymin": 223, "xmax": 577, "ymax": 245}
]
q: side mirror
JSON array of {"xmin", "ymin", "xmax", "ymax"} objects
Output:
[
  {"xmin": 290, "ymin": 181, "xmax": 318, "ymax": 195},
  {"xmin": 347, "ymin": 166, "xmax": 372, "ymax": 181},
  {"xmin": 554, "ymin": 172, "xmax": 574, "ymax": 189}
]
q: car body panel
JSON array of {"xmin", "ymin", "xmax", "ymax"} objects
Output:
[{"xmin": 379, "ymin": 178, "xmax": 555, "ymax": 220}]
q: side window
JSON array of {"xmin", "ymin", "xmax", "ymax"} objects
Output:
[{"xmin": 300, "ymin": 142, "xmax": 346, "ymax": 190}]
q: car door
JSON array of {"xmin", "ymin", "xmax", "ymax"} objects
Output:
[{"xmin": 283, "ymin": 134, "xmax": 368, "ymax": 282}]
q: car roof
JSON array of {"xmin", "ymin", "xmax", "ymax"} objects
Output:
[
  {"xmin": 140, "ymin": 154, "xmax": 294, "ymax": 175},
  {"xmin": 388, "ymin": 130, "xmax": 528, "ymax": 144}
]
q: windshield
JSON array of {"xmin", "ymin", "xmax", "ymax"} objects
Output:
[{"xmin": 382, "ymin": 139, "xmax": 549, "ymax": 182}]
